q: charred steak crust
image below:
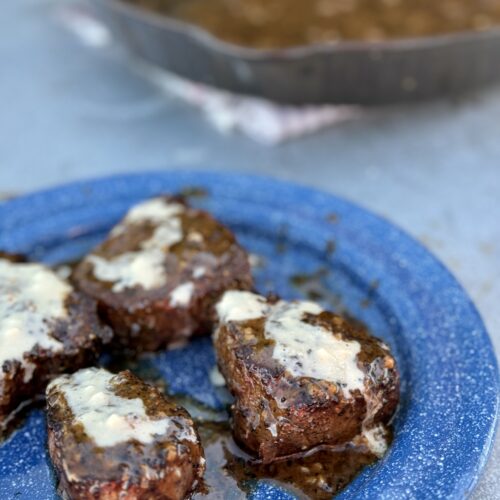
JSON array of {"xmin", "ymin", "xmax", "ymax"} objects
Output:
[
  {"xmin": 0, "ymin": 260, "xmax": 112, "ymax": 423},
  {"xmin": 46, "ymin": 369, "xmax": 205, "ymax": 500},
  {"xmin": 0, "ymin": 251, "xmax": 26, "ymax": 263},
  {"xmin": 214, "ymin": 292, "xmax": 400, "ymax": 463},
  {"xmin": 72, "ymin": 196, "xmax": 253, "ymax": 352}
]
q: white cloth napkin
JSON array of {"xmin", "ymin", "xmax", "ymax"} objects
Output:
[{"xmin": 57, "ymin": 2, "xmax": 360, "ymax": 145}]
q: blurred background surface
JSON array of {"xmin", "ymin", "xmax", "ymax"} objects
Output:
[{"xmin": 0, "ymin": 1, "xmax": 499, "ymax": 497}]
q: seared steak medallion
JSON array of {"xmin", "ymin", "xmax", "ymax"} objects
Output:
[
  {"xmin": 46, "ymin": 368, "xmax": 205, "ymax": 500},
  {"xmin": 0, "ymin": 258, "xmax": 112, "ymax": 424},
  {"xmin": 214, "ymin": 291, "xmax": 399, "ymax": 463},
  {"xmin": 72, "ymin": 196, "xmax": 253, "ymax": 352}
]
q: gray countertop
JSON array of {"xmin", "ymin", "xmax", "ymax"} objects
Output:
[{"xmin": 1, "ymin": 0, "xmax": 499, "ymax": 497}]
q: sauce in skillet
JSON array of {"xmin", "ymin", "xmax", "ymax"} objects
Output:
[{"xmin": 126, "ymin": 0, "xmax": 500, "ymax": 48}]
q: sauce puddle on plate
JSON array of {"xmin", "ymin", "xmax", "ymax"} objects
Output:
[
  {"xmin": 114, "ymin": 355, "xmax": 379, "ymax": 499},
  {"xmin": 194, "ymin": 420, "xmax": 377, "ymax": 499}
]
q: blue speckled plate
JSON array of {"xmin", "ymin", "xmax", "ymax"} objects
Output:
[{"xmin": 0, "ymin": 172, "xmax": 497, "ymax": 500}]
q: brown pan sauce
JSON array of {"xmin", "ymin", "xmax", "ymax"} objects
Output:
[
  {"xmin": 106, "ymin": 356, "xmax": 383, "ymax": 499},
  {"xmin": 193, "ymin": 420, "xmax": 378, "ymax": 499},
  {"xmin": 126, "ymin": 0, "xmax": 500, "ymax": 48}
]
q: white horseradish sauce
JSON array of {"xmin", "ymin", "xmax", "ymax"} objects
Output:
[
  {"xmin": 49, "ymin": 367, "xmax": 197, "ymax": 448},
  {"xmin": 0, "ymin": 260, "xmax": 71, "ymax": 374},
  {"xmin": 87, "ymin": 198, "xmax": 185, "ymax": 292},
  {"xmin": 216, "ymin": 291, "xmax": 365, "ymax": 394}
]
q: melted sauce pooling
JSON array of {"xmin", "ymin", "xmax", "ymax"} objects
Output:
[
  {"xmin": 192, "ymin": 413, "xmax": 378, "ymax": 499},
  {"xmin": 1, "ymin": 342, "xmax": 383, "ymax": 497},
  {"xmin": 107, "ymin": 355, "xmax": 382, "ymax": 499}
]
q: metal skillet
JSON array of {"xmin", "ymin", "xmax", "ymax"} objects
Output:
[{"xmin": 90, "ymin": 0, "xmax": 500, "ymax": 104}]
